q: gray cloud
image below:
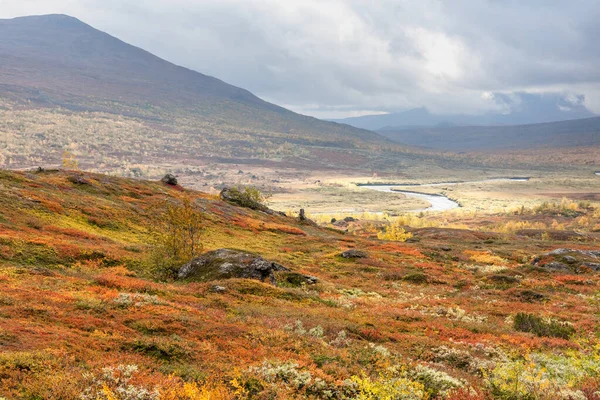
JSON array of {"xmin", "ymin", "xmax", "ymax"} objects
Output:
[{"xmin": 1, "ymin": 0, "xmax": 599, "ymax": 117}]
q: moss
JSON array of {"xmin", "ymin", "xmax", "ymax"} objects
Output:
[
  {"xmin": 123, "ymin": 338, "xmax": 189, "ymax": 361},
  {"xmin": 402, "ymin": 272, "xmax": 429, "ymax": 284},
  {"xmin": 0, "ymin": 238, "xmax": 62, "ymax": 267},
  {"xmin": 276, "ymin": 272, "xmax": 311, "ymax": 288}
]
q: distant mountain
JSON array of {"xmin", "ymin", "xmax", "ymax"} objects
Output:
[
  {"xmin": 0, "ymin": 14, "xmax": 381, "ymax": 143},
  {"xmin": 378, "ymin": 117, "xmax": 600, "ymax": 151},
  {"xmin": 332, "ymin": 94, "xmax": 596, "ymax": 131}
]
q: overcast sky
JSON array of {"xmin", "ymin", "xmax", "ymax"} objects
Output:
[{"xmin": 2, "ymin": 0, "xmax": 599, "ymax": 118}]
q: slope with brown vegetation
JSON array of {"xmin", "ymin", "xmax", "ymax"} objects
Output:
[{"xmin": 1, "ymin": 169, "xmax": 600, "ymax": 399}]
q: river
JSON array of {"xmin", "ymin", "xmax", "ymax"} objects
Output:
[{"xmin": 359, "ymin": 177, "xmax": 530, "ymax": 212}]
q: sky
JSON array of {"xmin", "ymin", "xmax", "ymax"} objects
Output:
[{"xmin": 1, "ymin": 0, "xmax": 599, "ymax": 118}]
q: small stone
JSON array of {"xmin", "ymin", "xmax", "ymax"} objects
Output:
[{"xmin": 211, "ymin": 285, "xmax": 227, "ymax": 293}]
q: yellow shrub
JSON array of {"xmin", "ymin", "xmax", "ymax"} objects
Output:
[
  {"xmin": 351, "ymin": 373, "xmax": 425, "ymax": 400},
  {"xmin": 160, "ymin": 382, "xmax": 235, "ymax": 400},
  {"xmin": 377, "ymin": 224, "xmax": 413, "ymax": 242},
  {"xmin": 466, "ymin": 250, "xmax": 507, "ymax": 265}
]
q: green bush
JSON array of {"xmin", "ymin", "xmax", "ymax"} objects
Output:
[
  {"xmin": 513, "ymin": 313, "xmax": 575, "ymax": 339},
  {"xmin": 223, "ymin": 186, "xmax": 271, "ymax": 209}
]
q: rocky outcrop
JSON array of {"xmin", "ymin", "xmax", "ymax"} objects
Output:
[
  {"xmin": 178, "ymin": 249, "xmax": 318, "ymax": 285},
  {"xmin": 532, "ymin": 248, "xmax": 600, "ymax": 273}
]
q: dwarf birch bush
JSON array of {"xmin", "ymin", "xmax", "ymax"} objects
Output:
[
  {"xmin": 350, "ymin": 372, "xmax": 426, "ymax": 400},
  {"xmin": 149, "ymin": 197, "xmax": 204, "ymax": 277},
  {"xmin": 377, "ymin": 223, "xmax": 413, "ymax": 242}
]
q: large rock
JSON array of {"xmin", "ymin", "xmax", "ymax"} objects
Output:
[
  {"xmin": 220, "ymin": 187, "xmax": 286, "ymax": 217},
  {"xmin": 220, "ymin": 187, "xmax": 268, "ymax": 211},
  {"xmin": 161, "ymin": 174, "xmax": 178, "ymax": 185},
  {"xmin": 177, "ymin": 249, "xmax": 317, "ymax": 285}
]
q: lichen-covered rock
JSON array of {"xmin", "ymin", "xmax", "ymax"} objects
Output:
[
  {"xmin": 178, "ymin": 249, "xmax": 317, "ymax": 286},
  {"xmin": 340, "ymin": 249, "xmax": 368, "ymax": 259},
  {"xmin": 219, "ymin": 187, "xmax": 267, "ymax": 211},
  {"xmin": 532, "ymin": 248, "xmax": 600, "ymax": 273}
]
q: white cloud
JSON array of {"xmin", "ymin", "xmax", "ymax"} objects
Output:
[{"xmin": 1, "ymin": 0, "xmax": 599, "ymax": 116}]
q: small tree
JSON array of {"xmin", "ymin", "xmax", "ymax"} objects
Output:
[{"xmin": 150, "ymin": 197, "xmax": 204, "ymax": 277}]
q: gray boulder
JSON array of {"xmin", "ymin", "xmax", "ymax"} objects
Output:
[
  {"xmin": 161, "ymin": 174, "xmax": 178, "ymax": 185},
  {"xmin": 178, "ymin": 249, "xmax": 317, "ymax": 285},
  {"xmin": 532, "ymin": 248, "xmax": 600, "ymax": 274},
  {"xmin": 340, "ymin": 249, "xmax": 368, "ymax": 259},
  {"xmin": 543, "ymin": 262, "xmax": 571, "ymax": 272},
  {"xmin": 220, "ymin": 187, "xmax": 267, "ymax": 211}
]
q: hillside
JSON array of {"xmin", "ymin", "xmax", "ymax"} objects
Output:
[
  {"xmin": 0, "ymin": 14, "xmax": 390, "ymax": 174},
  {"xmin": 378, "ymin": 116, "xmax": 600, "ymax": 151},
  {"xmin": 1, "ymin": 169, "xmax": 600, "ymax": 398}
]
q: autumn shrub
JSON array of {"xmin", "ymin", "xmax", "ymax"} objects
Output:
[
  {"xmin": 223, "ymin": 186, "xmax": 271, "ymax": 209},
  {"xmin": 431, "ymin": 346, "xmax": 478, "ymax": 373},
  {"xmin": 485, "ymin": 351, "xmax": 600, "ymax": 400},
  {"xmin": 402, "ymin": 272, "xmax": 429, "ymax": 284},
  {"xmin": 513, "ymin": 313, "xmax": 575, "ymax": 339},
  {"xmin": 123, "ymin": 338, "xmax": 190, "ymax": 361},
  {"xmin": 113, "ymin": 292, "xmax": 164, "ymax": 308},
  {"xmin": 248, "ymin": 360, "xmax": 339, "ymax": 398},
  {"xmin": 75, "ymin": 296, "xmax": 107, "ymax": 313},
  {"xmin": 149, "ymin": 197, "xmax": 204, "ymax": 278},
  {"xmin": 350, "ymin": 369, "xmax": 426, "ymax": 400},
  {"xmin": 80, "ymin": 364, "xmax": 159, "ymax": 400},
  {"xmin": 377, "ymin": 223, "xmax": 413, "ymax": 242},
  {"xmin": 466, "ymin": 250, "xmax": 507, "ymax": 266},
  {"xmin": 159, "ymin": 380, "xmax": 235, "ymax": 400},
  {"xmin": 408, "ymin": 365, "xmax": 465, "ymax": 397}
]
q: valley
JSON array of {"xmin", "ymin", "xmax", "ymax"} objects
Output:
[{"xmin": 1, "ymin": 10, "xmax": 600, "ymax": 400}]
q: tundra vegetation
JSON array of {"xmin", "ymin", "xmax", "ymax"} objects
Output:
[{"xmin": 0, "ymin": 169, "xmax": 600, "ymax": 399}]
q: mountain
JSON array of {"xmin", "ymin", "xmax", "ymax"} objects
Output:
[
  {"xmin": 332, "ymin": 94, "xmax": 596, "ymax": 131},
  {"xmin": 331, "ymin": 107, "xmax": 445, "ymax": 130},
  {"xmin": 0, "ymin": 14, "xmax": 390, "ymax": 174},
  {"xmin": 378, "ymin": 116, "xmax": 600, "ymax": 151}
]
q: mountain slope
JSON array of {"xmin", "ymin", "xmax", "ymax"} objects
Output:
[
  {"xmin": 378, "ymin": 116, "xmax": 600, "ymax": 151},
  {"xmin": 0, "ymin": 14, "xmax": 382, "ymax": 146}
]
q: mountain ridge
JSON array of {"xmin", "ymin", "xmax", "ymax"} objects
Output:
[
  {"xmin": 378, "ymin": 116, "xmax": 600, "ymax": 151},
  {"xmin": 331, "ymin": 100, "xmax": 597, "ymax": 131},
  {"xmin": 0, "ymin": 14, "xmax": 383, "ymax": 143}
]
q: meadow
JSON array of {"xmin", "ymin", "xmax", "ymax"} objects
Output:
[{"xmin": 0, "ymin": 169, "xmax": 599, "ymax": 399}]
